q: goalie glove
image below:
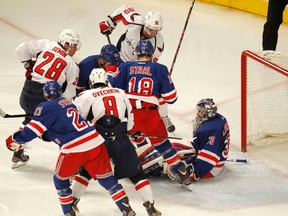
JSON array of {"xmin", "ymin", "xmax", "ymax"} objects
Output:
[
  {"xmin": 6, "ymin": 135, "xmax": 22, "ymax": 152},
  {"xmin": 99, "ymin": 15, "xmax": 117, "ymax": 35}
]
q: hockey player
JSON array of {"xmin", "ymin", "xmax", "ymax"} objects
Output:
[
  {"xmin": 139, "ymin": 98, "xmax": 230, "ymax": 183},
  {"xmin": 108, "ymin": 39, "xmax": 192, "ymax": 185},
  {"xmin": 185, "ymin": 98, "xmax": 230, "ymax": 181},
  {"xmin": 99, "ymin": 3, "xmax": 175, "ymax": 133},
  {"xmin": 72, "ymin": 68, "xmax": 161, "ymax": 216},
  {"xmin": 5, "ymin": 81, "xmax": 134, "ymax": 216},
  {"xmin": 12, "ymin": 29, "xmax": 81, "ymax": 169},
  {"xmin": 76, "ymin": 44, "xmax": 122, "ymax": 94}
]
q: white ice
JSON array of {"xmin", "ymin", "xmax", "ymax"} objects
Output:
[{"xmin": 0, "ymin": 0, "xmax": 287, "ymax": 215}]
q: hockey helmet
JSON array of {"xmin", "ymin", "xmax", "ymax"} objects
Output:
[
  {"xmin": 58, "ymin": 29, "xmax": 81, "ymax": 50},
  {"xmin": 100, "ymin": 44, "xmax": 121, "ymax": 65},
  {"xmin": 196, "ymin": 98, "xmax": 217, "ymax": 120},
  {"xmin": 89, "ymin": 68, "xmax": 108, "ymax": 86},
  {"xmin": 144, "ymin": 11, "xmax": 163, "ymax": 31},
  {"xmin": 43, "ymin": 81, "xmax": 62, "ymax": 98},
  {"xmin": 135, "ymin": 39, "xmax": 154, "ymax": 56}
]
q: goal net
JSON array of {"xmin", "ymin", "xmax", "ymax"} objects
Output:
[{"xmin": 241, "ymin": 50, "xmax": 288, "ymax": 152}]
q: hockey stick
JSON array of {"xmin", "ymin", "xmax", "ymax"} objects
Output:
[
  {"xmin": 105, "ymin": 33, "xmax": 111, "ymax": 44},
  {"xmin": 0, "ymin": 108, "xmax": 32, "ymax": 118},
  {"xmin": 169, "ymin": 0, "xmax": 196, "ymax": 75},
  {"xmin": 226, "ymin": 159, "xmax": 248, "ymax": 163},
  {"xmin": 130, "ymin": 133, "xmax": 193, "ymax": 141}
]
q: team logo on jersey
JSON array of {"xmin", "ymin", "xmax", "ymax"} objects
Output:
[
  {"xmin": 34, "ymin": 107, "xmax": 43, "ymax": 116},
  {"xmin": 157, "ymin": 44, "xmax": 164, "ymax": 52}
]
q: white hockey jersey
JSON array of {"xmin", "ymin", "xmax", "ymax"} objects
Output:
[
  {"xmin": 73, "ymin": 86, "xmax": 134, "ymax": 131},
  {"xmin": 111, "ymin": 4, "xmax": 164, "ymax": 62},
  {"xmin": 15, "ymin": 39, "xmax": 79, "ymax": 100}
]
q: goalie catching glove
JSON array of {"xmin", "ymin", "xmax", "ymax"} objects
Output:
[
  {"xmin": 6, "ymin": 135, "xmax": 22, "ymax": 152},
  {"xmin": 99, "ymin": 15, "xmax": 117, "ymax": 35}
]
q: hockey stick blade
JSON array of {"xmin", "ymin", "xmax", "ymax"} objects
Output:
[{"xmin": 0, "ymin": 108, "xmax": 32, "ymax": 118}]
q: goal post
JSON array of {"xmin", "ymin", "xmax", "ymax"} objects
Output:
[{"xmin": 241, "ymin": 50, "xmax": 288, "ymax": 152}]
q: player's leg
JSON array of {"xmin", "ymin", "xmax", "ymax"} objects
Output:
[
  {"xmin": 54, "ymin": 152, "xmax": 84, "ymax": 215},
  {"xmin": 85, "ymin": 144, "xmax": 136, "ymax": 215},
  {"xmin": 12, "ymin": 80, "xmax": 46, "ymax": 169},
  {"xmin": 159, "ymin": 102, "xmax": 175, "ymax": 133}
]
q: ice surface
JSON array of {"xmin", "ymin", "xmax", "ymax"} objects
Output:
[{"xmin": 0, "ymin": 0, "xmax": 287, "ymax": 215}]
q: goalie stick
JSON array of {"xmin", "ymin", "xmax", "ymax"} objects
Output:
[
  {"xmin": 0, "ymin": 108, "xmax": 32, "ymax": 118},
  {"xmin": 169, "ymin": 0, "xmax": 196, "ymax": 75}
]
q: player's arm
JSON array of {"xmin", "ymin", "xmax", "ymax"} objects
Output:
[
  {"xmin": 152, "ymin": 35, "xmax": 164, "ymax": 62},
  {"xmin": 63, "ymin": 62, "xmax": 79, "ymax": 100},
  {"xmin": 99, "ymin": 4, "xmax": 143, "ymax": 35},
  {"xmin": 159, "ymin": 65, "xmax": 178, "ymax": 104},
  {"xmin": 189, "ymin": 128, "xmax": 222, "ymax": 180}
]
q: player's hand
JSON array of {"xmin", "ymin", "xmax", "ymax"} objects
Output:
[
  {"xmin": 6, "ymin": 135, "xmax": 22, "ymax": 152},
  {"xmin": 23, "ymin": 60, "xmax": 36, "ymax": 70},
  {"xmin": 23, "ymin": 60, "xmax": 36, "ymax": 79},
  {"xmin": 129, "ymin": 130, "xmax": 143, "ymax": 139},
  {"xmin": 99, "ymin": 15, "xmax": 117, "ymax": 35}
]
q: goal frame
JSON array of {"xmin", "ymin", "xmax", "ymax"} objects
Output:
[{"xmin": 241, "ymin": 50, "xmax": 288, "ymax": 152}]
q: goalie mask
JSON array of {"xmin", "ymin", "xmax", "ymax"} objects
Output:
[{"xmin": 193, "ymin": 98, "xmax": 217, "ymax": 132}]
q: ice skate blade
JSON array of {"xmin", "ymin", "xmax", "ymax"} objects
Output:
[{"xmin": 11, "ymin": 161, "xmax": 28, "ymax": 169}]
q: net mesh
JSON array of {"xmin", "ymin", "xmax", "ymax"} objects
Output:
[{"xmin": 246, "ymin": 51, "xmax": 288, "ymax": 147}]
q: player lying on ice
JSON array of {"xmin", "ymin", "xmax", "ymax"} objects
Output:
[{"xmin": 136, "ymin": 98, "xmax": 230, "ymax": 184}]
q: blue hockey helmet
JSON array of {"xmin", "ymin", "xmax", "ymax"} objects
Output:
[
  {"xmin": 43, "ymin": 80, "xmax": 62, "ymax": 98},
  {"xmin": 135, "ymin": 39, "xmax": 154, "ymax": 56},
  {"xmin": 100, "ymin": 44, "xmax": 121, "ymax": 65}
]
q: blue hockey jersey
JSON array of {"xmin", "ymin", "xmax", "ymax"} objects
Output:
[
  {"xmin": 13, "ymin": 97, "xmax": 104, "ymax": 153},
  {"xmin": 109, "ymin": 61, "xmax": 177, "ymax": 105},
  {"xmin": 77, "ymin": 55, "xmax": 102, "ymax": 93},
  {"xmin": 191, "ymin": 113, "xmax": 230, "ymax": 179}
]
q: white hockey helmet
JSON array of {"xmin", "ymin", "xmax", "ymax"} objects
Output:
[
  {"xmin": 57, "ymin": 29, "xmax": 81, "ymax": 50},
  {"xmin": 89, "ymin": 68, "xmax": 108, "ymax": 86},
  {"xmin": 144, "ymin": 11, "xmax": 163, "ymax": 31}
]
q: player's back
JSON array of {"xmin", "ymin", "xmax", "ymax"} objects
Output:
[
  {"xmin": 78, "ymin": 55, "xmax": 101, "ymax": 92},
  {"xmin": 194, "ymin": 114, "xmax": 229, "ymax": 157},
  {"xmin": 112, "ymin": 61, "xmax": 174, "ymax": 98},
  {"xmin": 34, "ymin": 97, "xmax": 101, "ymax": 152},
  {"xmin": 74, "ymin": 87, "xmax": 133, "ymax": 127}
]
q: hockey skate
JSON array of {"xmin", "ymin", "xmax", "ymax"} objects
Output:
[
  {"xmin": 72, "ymin": 197, "xmax": 80, "ymax": 214},
  {"xmin": 143, "ymin": 201, "xmax": 161, "ymax": 216},
  {"xmin": 11, "ymin": 149, "xmax": 29, "ymax": 169},
  {"xmin": 167, "ymin": 162, "xmax": 193, "ymax": 185},
  {"xmin": 162, "ymin": 116, "xmax": 175, "ymax": 133},
  {"xmin": 122, "ymin": 198, "xmax": 136, "ymax": 216},
  {"xmin": 64, "ymin": 210, "xmax": 76, "ymax": 216}
]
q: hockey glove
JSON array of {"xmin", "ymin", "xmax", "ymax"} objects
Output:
[
  {"xmin": 105, "ymin": 65, "xmax": 118, "ymax": 73},
  {"xmin": 99, "ymin": 15, "xmax": 117, "ymax": 35},
  {"xmin": 23, "ymin": 60, "xmax": 36, "ymax": 79},
  {"xmin": 6, "ymin": 135, "xmax": 22, "ymax": 152},
  {"xmin": 129, "ymin": 130, "xmax": 143, "ymax": 139}
]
